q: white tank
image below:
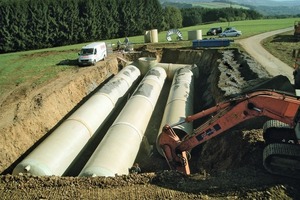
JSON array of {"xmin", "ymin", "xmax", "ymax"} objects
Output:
[
  {"xmin": 79, "ymin": 66, "xmax": 167, "ymax": 177},
  {"xmin": 138, "ymin": 57, "xmax": 158, "ymax": 76},
  {"xmin": 12, "ymin": 65, "xmax": 141, "ymax": 176},
  {"xmin": 188, "ymin": 30, "xmax": 202, "ymax": 40},
  {"xmin": 151, "ymin": 63, "xmax": 196, "ymax": 80},
  {"xmin": 150, "ymin": 29, "xmax": 158, "ymax": 43},
  {"xmin": 156, "ymin": 67, "xmax": 194, "ymax": 156}
]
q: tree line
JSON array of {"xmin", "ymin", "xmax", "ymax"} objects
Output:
[
  {"xmin": 180, "ymin": 7, "xmax": 262, "ymax": 27},
  {"xmin": 0, "ymin": 0, "xmax": 163, "ymax": 53},
  {"xmin": 0, "ymin": 0, "xmax": 262, "ymax": 53}
]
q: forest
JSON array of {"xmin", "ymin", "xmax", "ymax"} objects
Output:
[{"xmin": 0, "ymin": 0, "xmax": 263, "ymax": 53}]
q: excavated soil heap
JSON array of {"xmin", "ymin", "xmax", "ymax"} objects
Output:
[{"xmin": 0, "ymin": 47, "xmax": 299, "ymax": 199}]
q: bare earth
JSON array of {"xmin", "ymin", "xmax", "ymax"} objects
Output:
[{"xmin": 1, "ymin": 30, "xmax": 300, "ymax": 199}]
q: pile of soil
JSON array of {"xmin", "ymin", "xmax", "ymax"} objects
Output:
[{"xmin": 0, "ymin": 47, "xmax": 299, "ymax": 199}]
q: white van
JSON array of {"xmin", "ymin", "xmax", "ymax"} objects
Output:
[{"xmin": 78, "ymin": 42, "xmax": 107, "ymax": 66}]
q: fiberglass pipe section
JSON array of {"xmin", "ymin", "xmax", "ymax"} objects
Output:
[
  {"xmin": 156, "ymin": 67, "xmax": 194, "ymax": 156},
  {"xmin": 12, "ymin": 65, "xmax": 141, "ymax": 176},
  {"xmin": 137, "ymin": 57, "xmax": 198, "ymax": 79},
  {"xmin": 152, "ymin": 63, "xmax": 197, "ymax": 80},
  {"xmin": 79, "ymin": 66, "xmax": 167, "ymax": 177}
]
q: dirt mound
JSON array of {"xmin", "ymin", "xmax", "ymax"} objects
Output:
[{"xmin": 1, "ymin": 170, "xmax": 299, "ymax": 199}]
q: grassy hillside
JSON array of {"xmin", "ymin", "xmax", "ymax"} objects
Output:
[
  {"xmin": 191, "ymin": 2, "xmax": 249, "ymax": 9},
  {"xmin": 0, "ymin": 18, "xmax": 297, "ymax": 97},
  {"xmin": 139, "ymin": 18, "xmax": 296, "ymax": 43},
  {"xmin": 160, "ymin": 0, "xmax": 300, "ymax": 16},
  {"xmin": 161, "ymin": 0, "xmax": 300, "ymax": 7}
]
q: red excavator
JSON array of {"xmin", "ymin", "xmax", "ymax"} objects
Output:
[{"xmin": 158, "ymin": 89, "xmax": 300, "ymax": 178}]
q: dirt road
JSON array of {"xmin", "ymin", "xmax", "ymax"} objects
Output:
[{"xmin": 238, "ymin": 27, "xmax": 294, "ymax": 82}]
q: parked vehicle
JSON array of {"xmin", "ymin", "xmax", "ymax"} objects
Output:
[
  {"xmin": 219, "ymin": 29, "xmax": 242, "ymax": 37},
  {"xmin": 207, "ymin": 27, "xmax": 222, "ymax": 36},
  {"xmin": 78, "ymin": 42, "xmax": 107, "ymax": 66},
  {"xmin": 224, "ymin": 27, "xmax": 236, "ymax": 32}
]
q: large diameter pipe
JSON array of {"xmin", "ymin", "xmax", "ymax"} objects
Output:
[
  {"xmin": 152, "ymin": 63, "xmax": 198, "ymax": 80},
  {"xmin": 156, "ymin": 67, "xmax": 194, "ymax": 156},
  {"xmin": 79, "ymin": 66, "xmax": 167, "ymax": 177},
  {"xmin": 138, "ymin": 57, "xmax": 158, "ymax": 76},
  {"xmin": 13, "ymin": 65, "xmax": 141, "ymax": 176},
  {"xmin": 137, "ymin": 57, "xmax": 198, "ymax": 80}
]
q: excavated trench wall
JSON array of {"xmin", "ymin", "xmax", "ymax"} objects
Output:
[
  {"xmin": 1, "ymin": 48, "xmax": 276, "ymax": 175},
  {"xmin": 158, "ymin": 48, "xmax": 264, "ymax": 117},
  {"xmin": 0, "ymin": 57, "xmax": 119, "ymax": 174}
]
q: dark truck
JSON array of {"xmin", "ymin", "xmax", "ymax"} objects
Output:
[{"xmin": 206, "ymin": 27, "xmax": 222, "ymax": 35}]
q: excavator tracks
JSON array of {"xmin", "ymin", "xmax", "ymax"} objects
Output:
[
  {"xmin": 262, "ymin": 120, "xmax": 300, "ymax": 178},
  {"xmin": 263, "ymin": 143, "xmax": 300, "ymax": 179},
  {"xmin": 263, "ymin": 120, "xmax": 297, "ymax": 144}
]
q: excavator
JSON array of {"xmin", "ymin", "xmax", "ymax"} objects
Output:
[{"xmin": 158, "ymin": 85, "xmax": 300, "ymax": 179}]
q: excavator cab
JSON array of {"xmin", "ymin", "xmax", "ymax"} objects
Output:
[{"xmin": 293, "ymin": 49, "xmax": 300, "ymax": 94}]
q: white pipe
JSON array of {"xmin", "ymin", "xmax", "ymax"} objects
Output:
[
  {"xmin": 152, "ymin": 63, "xmax": 197, "ymax": 80},
  {"xmin": 138, "ymin": 57, "xmax": 158, "ymax": 76},
  {"xmin": 79, "ymin": 66, "xmax": 167, "ymax": 177},
  {"xmin": 137, "ymin": 57, "xmax": 198, "ymax": 80},
  {"xmin": 156, "ymin": 67, "xmax": 194, "ymax": 156},
  {"xmin": 12, "ymin": 65, "xmax": 141, "ymax": 176}
]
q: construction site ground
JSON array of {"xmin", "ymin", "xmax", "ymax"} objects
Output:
[{"xmin": 1, "ymin": 30, "xmax": 300, "ymax": 199}]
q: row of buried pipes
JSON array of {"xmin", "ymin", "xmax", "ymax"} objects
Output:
[{"xmin": 13, "ymin": 57, "xmax": 198, "ymax": 177}]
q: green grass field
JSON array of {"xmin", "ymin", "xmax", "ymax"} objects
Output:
[
  {"xmin": 0, "ymin": 18, "xmax": 298, "ymax": 96},
  {"xmin": 109, "ymin": 18, "xmax": 296, "ymax": 44}
]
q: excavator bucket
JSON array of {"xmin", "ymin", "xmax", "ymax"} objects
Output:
[{"xmin": 158, "ymin": 125, "xmax": 191, "ymax": 175}]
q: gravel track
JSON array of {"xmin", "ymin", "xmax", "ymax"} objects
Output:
[{"xmin": 238, "ymin": 27, "xmax": 294, "ymax": 82}]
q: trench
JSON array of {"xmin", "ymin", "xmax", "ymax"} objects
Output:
[{"xmin": 11, "ymin": 47, "xmax": 295, "ymax": 176}]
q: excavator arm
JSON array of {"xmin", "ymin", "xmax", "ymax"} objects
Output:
[{"xmin": 158, "ymin": 90, "xmax": 300, "ymax": 176}]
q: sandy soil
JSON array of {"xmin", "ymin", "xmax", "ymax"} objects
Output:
[{"xmin": 1, "ymin": 31, "xmax": 300, "ymax": 199}]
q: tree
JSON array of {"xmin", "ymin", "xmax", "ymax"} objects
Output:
[
  {"xmin": 78, "ymin": 0, "xmax": 98, "ymax": 42},
  {"xmin": 0, "ymin": 0, "xmax": 166, "ymax": 53},
  {"xmin": 163, "ymin": 6, "xmax": 182, "ymax": 30},
  {"xmin": 99, "ymin": 0, "xmax": 119, "ymax": 39},
  {"xmin": 181, "ymin": 8, "xmax": 203, "ymax": 27},
  {"xmin": 143, "ymin": 0, "xmax": 164, "ymax": 31},
  {"xmin": 0, "ymin": 1, "xmax": 14, "ymax": 52}
]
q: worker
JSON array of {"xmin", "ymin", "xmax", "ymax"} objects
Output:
[
  {"xmin": 129, "ymin": 163, "xmax": 141, "ymax": 174},
  {"xmin": 124, "ymin": 37, "xmax": 129, "ymax": 45},
  {"xmin": 212, "ymin": 29, "xmax": 216, "ymax": 35},
  {"xmin": 117, "ymin": 40, "xmax": 121, "ymax": 51}
]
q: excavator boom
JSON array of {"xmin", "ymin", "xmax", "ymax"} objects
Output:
[{"xmin": 158, "ymin": 90, "xmax": 300, "ymax": 177}]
